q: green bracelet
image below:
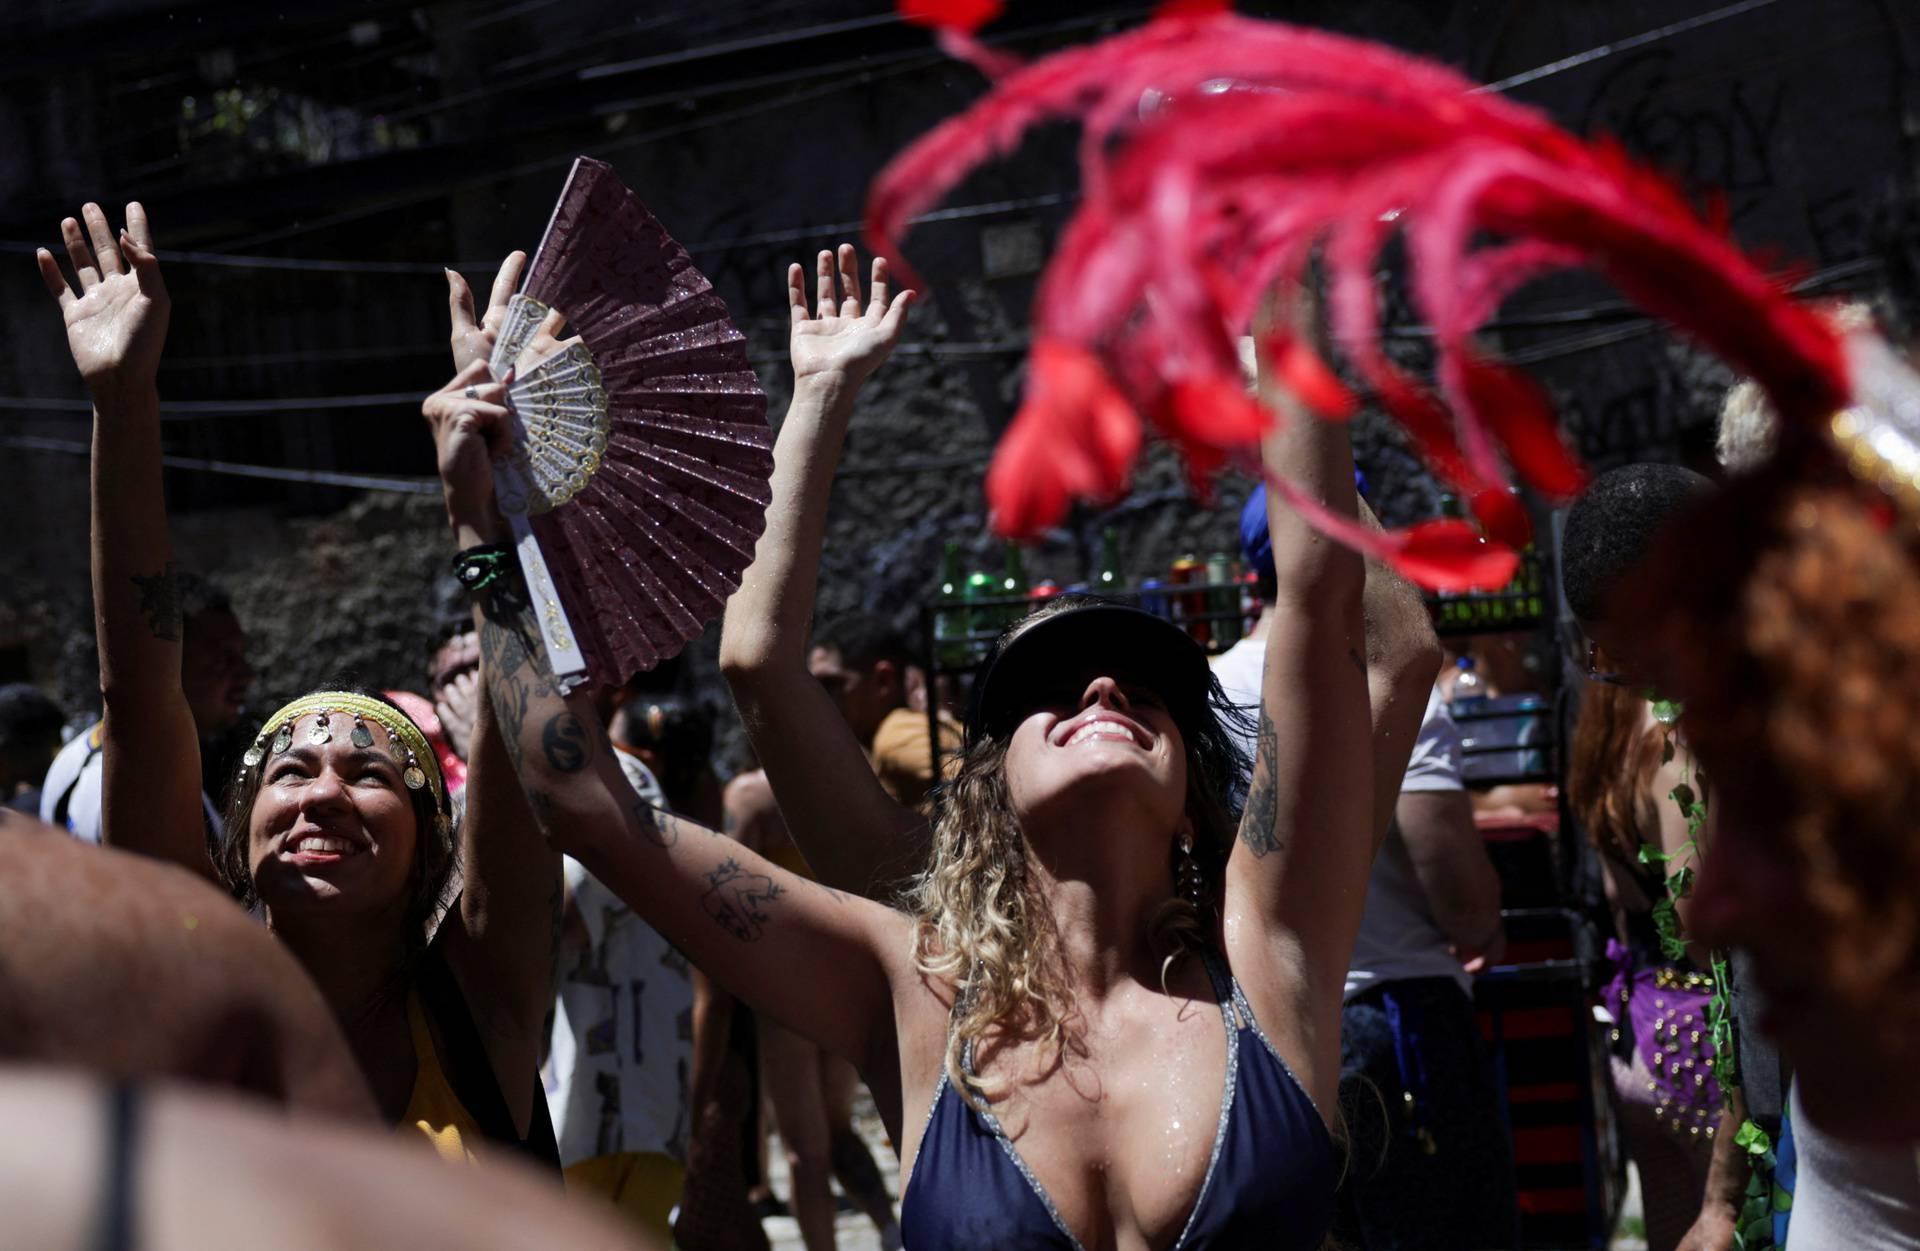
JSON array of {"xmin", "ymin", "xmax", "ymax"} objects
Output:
[{"xmin": 452, "ymin": 543, "xmax": 514, "ymax": 592}]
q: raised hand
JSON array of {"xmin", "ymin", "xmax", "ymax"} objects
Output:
[
  {"xmin": 421, "ymin": 360, "xmax": 512, "ymax": 542},
  {"xmin": 447, "ymin": 252, "xmax": 527, "ymax": 373},
  {"xmin": 36, "ymin": 202, "xmax": 169, "ymax": 405},
  {"xmin": 788, "ymin": 244, "xmax": 914, "ymax": 393}
]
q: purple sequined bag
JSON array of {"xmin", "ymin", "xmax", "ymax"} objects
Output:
[{"xmin": 1605, "ymin": 939, "xmax": 1723, "ymax": 1136}]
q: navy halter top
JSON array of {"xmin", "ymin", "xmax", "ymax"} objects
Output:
[{"xmin": 900, "ymin": 953, "xmax": 1336, "ymax": 1250}]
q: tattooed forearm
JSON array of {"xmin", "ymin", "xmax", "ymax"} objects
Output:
[
  {"xmin": 129, "ymin": 564, "xmax": 182, "ymax": 642},
  {"xmin": 541, "ymin": 711, "xmax": 590, "ymax": 773},
  {"xmin": 1239, "ymin": 710, "xmax": 1282, "ymax": 858},
  {"xmin": 700, "ymin": 857, "xmax": 783, "ymax": 942},
  {"xmin": 630, "ymin": 796, "xmax": 679, "ymax": 848}
]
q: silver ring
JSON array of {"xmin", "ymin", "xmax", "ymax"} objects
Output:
[{"xmin": 463, "ymin": 384, "xmax": 480, "ymax": 400}]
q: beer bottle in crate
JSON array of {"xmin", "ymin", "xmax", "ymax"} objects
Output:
[
  {"xmin": 1169, "ymin": 555, "xmax": 1210, "ymax": 646},
  {"xmin": 963, "ymin": 569, "xmax": 996, "ymax": 662},
  {"xmin": 1205, "ymin": 552, "xmax": 1240, "ymax": 646},
  {"xmin": 999, "ymin": 543, "xmax": 1029, "ymax": 630},
  {"xmin": 1096, "ymin": 527, "xmax": 1124, "ymax": 594},
  {"xmin": 934, "ymin": 541, "xmax": 966, "ymax": 669}
]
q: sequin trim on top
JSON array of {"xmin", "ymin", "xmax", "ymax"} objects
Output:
[{"xmin": 953, "ymin": 949, "xmax": 1244, "ymax": 1251}]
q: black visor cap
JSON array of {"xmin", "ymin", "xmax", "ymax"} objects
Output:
[{"xmin": 965, "ymin": 599, "xmax": 1213, "ymax": 745}]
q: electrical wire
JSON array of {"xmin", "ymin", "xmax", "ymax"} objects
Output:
[
  {"xmin": 4, "ymin": 256, "xmax": 1877, "ymax": 414},
  {"xmin": 15, "ymin": 0, "xmax": 1814, "ymax": 273},
  {"xmin": 1477, "ymin": 0, "xmax": 1786, "ymax": 93},
  {"xmin": 0, "ymin": 435, "xmax": 441, "ymax": 495}
]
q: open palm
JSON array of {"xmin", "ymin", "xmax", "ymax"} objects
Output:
[
  {"xmin": 789, "ymin": 244, "xmax": 914, "ymax": 389},
  {"xmin": 37, "ymin": 202, "xmax": 169, "ymax": 397}
]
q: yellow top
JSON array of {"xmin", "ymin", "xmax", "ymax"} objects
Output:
[{"xmin": 403, "ymin": 990, "xmax": 485, "ymax": 1165}]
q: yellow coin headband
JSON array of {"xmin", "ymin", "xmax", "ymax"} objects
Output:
[{"xmin": 241, "ymin": 691, "xmax": 447, "ymax": 808}]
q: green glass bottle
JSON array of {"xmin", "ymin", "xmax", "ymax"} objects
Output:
[
  {"xmin": 934, "ymin": 540, "xmax": 965, "ymax": 668},
  {"xmin": 1205, "ymin": 551, "xmax": 1239, "ymax": 646},
  {"xmin": 963, "ymin": 569, "xmax": 996, "ymax": 662},
  {"xmin": 999, "ymin": 542, "xmax": 1030, "ymax": 629},
  {"xmin": 1095, "ymin": 527, "xmax": 1124, "ymax": 594}
]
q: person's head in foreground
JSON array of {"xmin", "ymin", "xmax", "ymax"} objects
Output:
[
  {"xmin": 1628, "ymin": 327, "xmax": 1920, "ymax": 1143},
  {"xmin": 216, "ymin": 690, "xmax": 455, "ymax": 956},
  {"xmin": 911, "ymin": 594, "xmax": 1249, "ymax": 1092},
  {"xmin": 0, "ymin": 811, "xmax": 373, "ymax": 1121},
  {"xmin": 0, "ymin": 1067, "xmax": 651, "ymax": 1251},
  {"xmin": 1559, "ymin": 463, "xmax": 1713, "ymax": 689}
]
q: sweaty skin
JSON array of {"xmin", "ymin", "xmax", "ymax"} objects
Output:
[{"xmin": 0, "ymin": 812, "xmax": 375, "ymax": 1121}]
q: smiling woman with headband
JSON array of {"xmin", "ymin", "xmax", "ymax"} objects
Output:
[
  {"xmin": 37, "ymin": 203, "xmax": 562, "ymax": 1168},
  {"xmin": 419, "ymin": 242, "xmax": 1440, "ymax": 1249}
]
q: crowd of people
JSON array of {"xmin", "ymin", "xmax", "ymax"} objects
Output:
[{"xmin": 3, "ymin": 132, "xmax": 1920, "ymax": 1251}]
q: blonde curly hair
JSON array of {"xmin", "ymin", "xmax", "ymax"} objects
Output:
[{"xmin": 906, "ymin": 597, "xmax": 1247, "ymax": 1108}]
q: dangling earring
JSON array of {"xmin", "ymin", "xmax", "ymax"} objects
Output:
[{"xmin": 1174, "ymin": 830, "xmax": 1209, "ymax": 912}]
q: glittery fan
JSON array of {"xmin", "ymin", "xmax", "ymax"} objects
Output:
[
  {"xmin": 871, "ymin": 4, "xmax": 1850, "ymax": 589},
  {"xmin": 488, "ymin": 158, "xmax": 772, "ymax": 686}
]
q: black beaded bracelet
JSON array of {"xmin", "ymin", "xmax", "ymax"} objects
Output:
[{"xmin": 452, "ymin": 543, "xmax": 515, "ymax": 592}]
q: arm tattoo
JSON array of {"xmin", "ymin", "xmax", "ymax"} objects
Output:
[
  {"xmin": 129, "ymin": 564, "xmax": 182, "ymax": 642},
  {"xmin": 630, "ymin": 796, "xmax": 678, "ymax": 848},
  {"xmin": 541, "ymin": 711, "xmax": 590, "ymax": 773},
  {"xmin": 700, "ymin": 857, "xmax": 782, "ymax": 942},
  {"xmin": 1239, "ymin": 710, "xmax": 1283, "ymax": 858}
]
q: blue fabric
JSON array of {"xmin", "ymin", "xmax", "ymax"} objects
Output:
[
  {"xmin": 1773, "ymin": 1092, "xmax": 1796, "ymax": 1248},
  {"xmin": 899, "ymin": 955, "xmax": 1336, "ymax": 1250},
  {"xmin": 1240, "ymin": 488, "xmax": 1275, "ymax": 585},
  {"xmin": 1240, "ymin": 474, "xmax": 1369, "ymax": 585}
]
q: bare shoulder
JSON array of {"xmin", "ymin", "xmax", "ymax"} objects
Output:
[
  {"xmin": 721, "ymin": 768, "xmax": 788, "ymax": 851},
  {"xmin": 722, "ymin": 768, "xmax": 775, "ymax": 813},
  {"xmin": 0, "ymin": 817, "xmax": 375, "ymax": 1120}
]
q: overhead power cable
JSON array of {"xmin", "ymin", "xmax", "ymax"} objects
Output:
[
  {"xmin": 0, "ymin": 391, "xmax": 425, "ymax": 418},
  {"xmin": 12, "ymin": 0, "xmax": 1810, "ymax": 274},
  {"xmin": 0, "ymin": 435, "xmax": 441, "ymax": 495},
  {"xmin": 0, "ymin": 255, "xmax": 1876, "ymax": 415},
  {"xmin": 1477, "ymin": 0, "xmax": 1785, "ymax": 93}
]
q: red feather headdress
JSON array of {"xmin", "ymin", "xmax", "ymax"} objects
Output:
[{"xmin": 869, "ymin": 6, "xmax": 1851, "ymax": 588}]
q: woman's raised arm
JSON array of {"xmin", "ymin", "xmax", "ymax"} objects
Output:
[
  {"xmin": 1223, "ymin": 296, "xmax": 1437, "ymax": 1108},
  {"xmin": 420, "ymin": 363, "xmax": 911, "ymax": 1084},
  {"xmin": 423, "ymin": 254, "xmax": 563, "ymax": 1135},
  {"xmin": 719, "ymin": 245, "xmax": 920, "ymax": 900},
  {"xmin": 38, "ymin": 203, "xmax": 211, "ymax": 880}
]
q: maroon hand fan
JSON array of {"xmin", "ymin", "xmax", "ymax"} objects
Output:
[{"xmin": 488, "ymin": 158, "xmax": 772, "ymax": 687}]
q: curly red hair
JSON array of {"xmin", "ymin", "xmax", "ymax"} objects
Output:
[{"xmin": 1637, "ymin": 458, "xmax": 1920, "ymax": 1017}]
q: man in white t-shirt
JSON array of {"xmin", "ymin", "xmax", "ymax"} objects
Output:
[
  {"xmin": 1216, "ymin": 486, "xmax": 1514, "ymax": 1251},
  {"xmin": 544, "ymin": 742, "xmax": 695, "ymax": 1241}
]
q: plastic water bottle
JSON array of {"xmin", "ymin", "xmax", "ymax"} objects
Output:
[{"xmin": 1451, "ymin": 656, "xmax": 1488, "ymax": 713}]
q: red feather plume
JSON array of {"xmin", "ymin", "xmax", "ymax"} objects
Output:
[{"xmin": 873, "ymin": 9, "xmax": 1850, "ymax": 588}]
